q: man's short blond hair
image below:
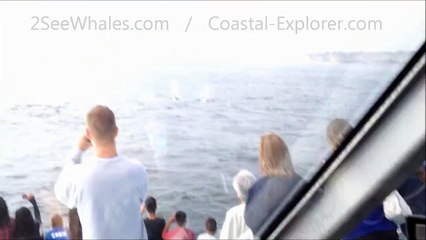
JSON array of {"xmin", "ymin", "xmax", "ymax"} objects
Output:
[{"xmin": 86, "ymin": 105, "xmax": 117, "ymax": 143}]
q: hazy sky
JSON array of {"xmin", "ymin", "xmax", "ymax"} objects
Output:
[{"xmin": 0, "ymin": 1, "xmax": 424, "ymax": 106}]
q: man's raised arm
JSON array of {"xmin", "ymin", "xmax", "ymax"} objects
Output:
[{"xmin": 54, "ymin": 135, "xmax": 91, "ymax": 208}]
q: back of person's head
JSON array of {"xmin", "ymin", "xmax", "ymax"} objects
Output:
[
  {"xmin": 145, "ymin": 196, "xmax": 157, "ymax": 214},
  {"xmin": 326, "ymin": 118, "xmax": 353, "ymax": 150},
  {"xmin": 232, "ymin": 169, "xmax": 257, "ymax": 202},
  {"xmin": 0, "ymin": 196, "xmax": 10, "ymax": 228},
  {"xmin": 175, "ymin": 211, "xmax": 187, "ymax": 227},
  {"xmin": 51, "ymin": 214, "xmax": 63, "ymax": 228},
  {"xmin": 205, "ymin": 217, "xmax": 217, "ymax": 235},
  {"xmin": 69, "ymin": 208, "xmax": 82, "ymax": 240},
  {"xmin": 14, "ymin": 207, "xmax": 37, "ymax": 238},
  {"xmin": 86, "ymin": 105, "xmax": 117, "ymax": 145},
  {"xmin": 259, "ymin": 132, "xmax": 294, "ymax": 177}
]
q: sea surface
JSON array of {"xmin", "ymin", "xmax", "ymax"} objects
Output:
[{"xmin": 0, "ymin": 61, "xmax": 407, "ymax": 233}]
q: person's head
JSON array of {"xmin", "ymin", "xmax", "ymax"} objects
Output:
[
  {"xmin": 86, "ymin": 105, "xmax": 118, "ymax": 146},
  {"xmin": 326, "ymin": 118, "xmax": 353, "ymax": 150},
  {"xmin": 14, "ymin": 207, "xmax": 37, "ymax": 238},
  {"xmin": 51, "ymin": 214, "xmax": 63, "ymax": 228},
  {"xmin": 259, "ymin": 132, "xmax": 294, "ymax": 177},
  {"xmin": 145, "ymin": 196, "xmax": 157, "ymax": 214},
  {"xmin": 69, "ymin": 208, "xmax": 82, "ymax": 240},
  {"xmin": 0, "ymin": 197, "xmax": 10, "ymax": 228},
  {"xmin": 175, "ymin": 211, "xmax": 187, "ymax": 227},
  {"xmin": 205, "ymin": 217, "xmax": 217, "ymax": 235},
  {"xmin": 232, "ymin": 169, "xmax": 256, "ymax": 202}
]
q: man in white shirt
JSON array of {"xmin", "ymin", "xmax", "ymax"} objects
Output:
[
  {"xmin": 197, "ymin": 217, "xmax": 217, "ymax": 240},
  {"xmin": 54, "ymin": 105, "xmax": 148, "ymax": 239},
  {"xmin": 220, "ymin": 169, "xmax": 256, "ymax": 239}
]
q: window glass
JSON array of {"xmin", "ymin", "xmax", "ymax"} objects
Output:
[{"xmin": 0, "ymin": 1, "xmax": 424, "ymax": 233}]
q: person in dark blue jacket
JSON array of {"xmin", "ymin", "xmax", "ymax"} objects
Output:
[
  {"xmin": 244, "ymin": 132, "xmax": 304, "ymax": 235},
  {"xmin": 397, "ymin": 161, "xmax": 425, "ymax": 236},
  {"xmin": 398, "ymin": 162, "xmax": 425, "ymax": 216},
  {"xmin": 327, "ymin": 118, "xmax": 398, "ymax": 240}
]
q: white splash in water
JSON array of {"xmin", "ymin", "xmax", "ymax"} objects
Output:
[
  {"xmin": 199, "ymin": 85, "xmax": 213, "ymax": 103},
  {"xmin": 145, "ymin": 121, "xmax": 168, "ymax": 159},
  {"xmin": 169, "ymin": 80, "xmax": 181, "ymax": 101},
  {"xmin": 221, "ymin": 174, "xmax": 229, "ymax": 194}
]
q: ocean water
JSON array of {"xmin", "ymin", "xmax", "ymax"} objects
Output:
[{"xmin": 0, "ymin": 62, "xmax": 404, "ymax": 233}]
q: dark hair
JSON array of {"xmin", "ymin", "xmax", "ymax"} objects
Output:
[
  {"xmin": 14, "ymin": 207, "xmax": 39, "ymax": 239},
  {"xmin": 0, "ymin": 197, "xmax": 10, "ymax": 228},
  {"xmin": 69, "ymin": 208, "xmax": 82, "ymax": 240},
  {"xmin": 175, "ymin": 211, "xmax": 186, "ymax": 227},
  {"xmin": 145, "ymin": 196, "xmax": 157, "ymax": 214},
  {"xmin": 205, "ymin": 217, "xmax": 217, "ymax": 234}
]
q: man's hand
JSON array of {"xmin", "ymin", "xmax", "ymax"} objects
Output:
[
  {"xmin": 22, "ymin": 192, "xmax": 34, "ymax": 201},
  {"xmin": 168, "ymin": 213, "xmax": 176, "ymax": 223},
  {"xmin": 78, "ymin": 134, "xmax": 92, "ymax": 151},
  {"xmin": 140, "ymin": 203, "xmax": 146, "ymax": 215}
]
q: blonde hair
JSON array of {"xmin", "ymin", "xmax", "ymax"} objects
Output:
[
  {"xmin": 259, "ymin": 132, "xmax": 294, "ymax": 177},
  {"xmin": 326, "ymin": 118, "xmax": 353, "ymax": 149},
  {"xmin": 86, "ymin": 105, "xmax": 117, "ymax": 144}
]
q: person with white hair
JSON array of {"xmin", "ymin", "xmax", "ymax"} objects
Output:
[{"xmin": 219, "ymin": 169, "xmax": 256, "ymax": 239}]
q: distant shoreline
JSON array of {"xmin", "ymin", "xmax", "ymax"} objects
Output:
[{"xmin": 308, "ymin": 51, "xmax": 414, "ymax": 64}]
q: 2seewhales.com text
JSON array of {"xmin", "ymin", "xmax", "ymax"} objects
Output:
[{"xmin": 30, "ymin": 15, "xmax": 383, "ymax": 34}]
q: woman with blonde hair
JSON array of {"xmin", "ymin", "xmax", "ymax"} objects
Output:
[
  {"xmin": 244, "ymin": 132, "xmax": 304, "ymax": 235},
  {"xmin": 259, "ymin": 132, "xmax": 295, "ymax": 177}
]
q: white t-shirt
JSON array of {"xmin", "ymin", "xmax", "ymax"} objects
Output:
[
  {"xmin": 219, "ymin": 203, "xmax": 251, "ymax": 240},
  {"xmin": 55, "ymin": 149, "xmax": 148, "ymax": 239},
  {"xmin": 197, "ymin": 233, "xmax": 217, "ymax": 240}
]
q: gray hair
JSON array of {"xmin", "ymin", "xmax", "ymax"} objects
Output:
[
  {"xmin": 326, "ymin": 118, "xmax": 354, "ymax": 149},
  {"xmin": 232, "ymin": 169, "xmax": 257, "ymax": 202}
]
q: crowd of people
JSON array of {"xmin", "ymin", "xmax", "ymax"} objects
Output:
[
  {"xmin": 0, "ymin": 194, "xmax": 80, "ymax": 240},
  {"xmin": 1, "ymin": 105, "xmax": 425, "ymax": 240}
]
